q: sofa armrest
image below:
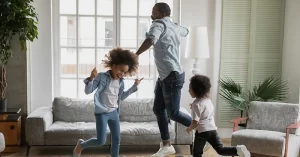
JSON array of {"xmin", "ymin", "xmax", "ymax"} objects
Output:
[
  {"xmin": 175, "ymin": 107, "xmax": 193, "ymax": 145},
  {"xmin": 25, "ymin": 107, "xmax": 53, "ymax": 145},
  {"xmin": 230, "ymin": 117, "xmax": 248, "ymax": 132},
  {"xmin": 287, "ymin": 120, "xmax": 300, "ymax": 129},
  {"xmin": 284, "ymin": 120, "xmax": 300, "ymax": 157}
]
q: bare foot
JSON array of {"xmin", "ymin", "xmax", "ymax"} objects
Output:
[
  {"xmin": 73, "ymin": 139, "xmax": 84, "ymax": 155},
  {"xmin": 75, "ymin": 143, "xmax": 82, "ymax": 154}
]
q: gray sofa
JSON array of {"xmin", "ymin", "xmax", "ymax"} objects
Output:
[{"xmin": 25, "ymin": 97, "xmax": 193, "ymax": 156}]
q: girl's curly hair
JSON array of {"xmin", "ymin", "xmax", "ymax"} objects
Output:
[
  {"xmin": 190, "ymin": 75, "xmax": 211, "ymax": 99},
  {"xmin": 102, "ymin": 47, "xmax": 139, "ymax": 76}
]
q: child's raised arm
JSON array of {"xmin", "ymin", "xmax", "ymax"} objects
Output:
[
  {"xmin": 120, "ymin": 77, "xmax": 143, "ymax": 100},
  {"xmin": 134, "ymin": 77, "xmax": 144, "ymax": 86},
  {"xmin": 83, "ymin": 67, "xmax": 101, "ymax": 94}
]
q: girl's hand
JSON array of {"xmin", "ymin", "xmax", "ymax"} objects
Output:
[
  {"xmin": 90, "ymin": 67, "xmax": 98, "ymax": 79},
  {"xmin": 134, "ymin": 77, "xmax": 144, "ymax": 85},
  {"xmin": 186, "ymin": 127, "xmax": 193, "ymax": 134}
]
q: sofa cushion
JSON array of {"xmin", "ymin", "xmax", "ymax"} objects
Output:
[
  {"xmin": 45, "ymin": 121, "xmax": 111, "ymax": 145},
  {"xmin": 247, "ymin": 101, "xmax": 300, "ymax": 134},
  {"xmin": 232, "ymin": 129, "xmax": 300, "ymax": 156},
  {"xmin": 53, "ymin": 97, "xmax": 157, "ymax": 122},
  {"xmin": 44, "ymin": 120, "xmax": 175, "ymax": 146},
  {"xmin": 119, "ymin": 98, "xmax": 156, "ymax": 122},
  {"xmin": 53, "ymin": 97, "xmax": 95, "ymax": 122},
  {"xmin": 120, "ymin": 121, "xmax": 176, "ymax": 145}
]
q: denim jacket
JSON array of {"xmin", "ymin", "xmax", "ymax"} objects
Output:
[{"xmin": 83, "ymin": 70, "xmax": 138, "ymax": 114}]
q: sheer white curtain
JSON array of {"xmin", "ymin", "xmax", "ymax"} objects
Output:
[{"xmin": 28, "ymin": 0, "xmax": 53, "ymax": 113}]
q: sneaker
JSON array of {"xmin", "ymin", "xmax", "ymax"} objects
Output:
[
  {"xmin": 151, "ymin": 143, "xmax": 176, "ymax": 157},
  {"xmin": 236, "ymin": 145, "xmax": 250, "ymax": 157},
  {"xmin": 73, "ymin": 139, "xmax": 84, "ymax": 157}
]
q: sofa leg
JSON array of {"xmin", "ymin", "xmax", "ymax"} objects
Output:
[
  {"xmin": 190, "ymin": 143, "xmax": 193, "ymax": 155},
  {"xmin": 26, "ymin": 144, "xmax": 31, "ymax": 157}
]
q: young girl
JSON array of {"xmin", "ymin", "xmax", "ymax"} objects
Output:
[
  {"xmin": 73, "ymin": 48, "xmax": 142, "ymax": 157},
  {"xmin": 186, "ymin": 75, "xmax": 250, "ymax": 157}
]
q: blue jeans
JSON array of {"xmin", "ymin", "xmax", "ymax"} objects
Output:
[
  {"xmin": 153, "ymin": 71, "xmax": 192, "ymax": 141},
  {"xmin": 80, "ymin": 109, "xmax": 120, "ymax": 157}
]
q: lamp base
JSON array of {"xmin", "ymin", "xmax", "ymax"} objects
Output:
[
  {"xmin": 191, "ymin": 69, "xmax": 201, "ymax": 75},
  {"xmin": 191, "ymin": 59, "xmax": 201, "ymax": 75}
]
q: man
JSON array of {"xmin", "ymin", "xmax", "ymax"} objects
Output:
[{"xmin": 136, "ymin": 2, "xmax": 191, "ymax": 157}]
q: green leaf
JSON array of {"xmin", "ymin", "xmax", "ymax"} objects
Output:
[
  {"xmin": 219, "ymin": 77, "xmax": 243, "ymax": 94},
  {"xmin": 0, "ymin": 0, "xmax": 38, "ymax": 56},
  {"xmin": 0, "ymin": 0, "xmax": 38, "ymax": 96},
  {"xmin": 255, "ymin": 76, "xmax": 289, "ymax": 101},
  {"xmin": 218, "ymin": 76, "xmax": 289, "ymax": 114}
]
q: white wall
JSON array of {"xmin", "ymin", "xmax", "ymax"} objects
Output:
[
  {"xmin": 180, "ymin": 0, "xmax": 232, "ymax": 138},
  {"xmin": 29, "ymin": 0, "xmax": 53, "ymax": 112},
  {"xmin": 282, "ymin": 0, "xmax": 300, "ymax": 104},
  {"xmin": 180, "ymin": 0, "xmax": 208, "ymax": 109}
]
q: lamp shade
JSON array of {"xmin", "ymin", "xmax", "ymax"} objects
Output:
[{"xmin": 185, "ymin": 26, "xmax": 210, "ymax": 59}]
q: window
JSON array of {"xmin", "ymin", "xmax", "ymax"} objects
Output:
[{"xmin": 54, "ymin": 0, "xmax": 179, "ymax": 99}]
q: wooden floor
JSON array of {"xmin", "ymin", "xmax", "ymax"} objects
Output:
[{"xmin": 2, "ymin": 139, "xmax": 231, "ymax": 157}]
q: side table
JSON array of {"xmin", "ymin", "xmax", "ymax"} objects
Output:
[{"xmin": 0, "ymin": 108, "xmax": 21, "ymax": 153}]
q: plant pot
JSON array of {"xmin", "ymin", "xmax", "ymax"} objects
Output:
[
  {"xmin": 0, "ymin": 98, "xmax": 7, "ymax": 112},
  {"xmin": 238, "ymin": 123, "xmax": 246, "ymax": 130}
]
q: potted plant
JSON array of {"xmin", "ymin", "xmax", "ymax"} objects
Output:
[
  {"xmin": 219, "ymin": 76, "xmax": 289, "ymax": 127},
  {"xmin": 0, "ymin": 0, "xmax": 38, "ymax": 111}
]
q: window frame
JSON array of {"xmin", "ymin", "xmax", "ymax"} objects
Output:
[{"xmin": 53, "ymin": 0, "xmax": 180, "ymax": 99}]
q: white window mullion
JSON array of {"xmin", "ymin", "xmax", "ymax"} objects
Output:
[
  {"xmin": 173, "ymin": 0, "xmax": 180, "ymax": 23},
  {"xmin": 76, "ymin": 0, "xmax": 79, "ymax": 98},
  {"xmin": 137, "ymin": 0, "xmax": 140, "ymax": 54},
  {"xmin": 95, "ymin": 0, "xmax": 98, "ymax": 67},
  {"xmin": 59, "ymin": 14, "xmax": 97, "ymax": 17},
  {"xmin": 120, "ymin": 15, "xmax": 149, "ymax": 18},
  {"xmin": 61, "ymin": 46, "xmax": 94, "ymax": 49},
  {"xmin": 54, "ymin": 0, "xmax": 61, "ymax": 97},
  {"xmin": 136, "ymin": 0, "xmax": 140, "ymax": 98},
  {"xmin": 116, "ymin": 0, "xmax": 120, "ymax": 46},
  {"xmin": 61, "ymin": 46, "xmax": 113, "ymax": 49}
]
